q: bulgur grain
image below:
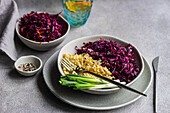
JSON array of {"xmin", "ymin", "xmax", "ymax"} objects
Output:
[{"xmin": 62, "ymin": 54, "xmax": 115, "ymax": 80}]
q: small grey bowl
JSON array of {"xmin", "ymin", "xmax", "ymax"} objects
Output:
[
  {"xmin": 16, "ymin": 13, "xmax": 70, "ymax": 51},
  {"xmin": 14, "ymin": 55, "xmax": 42, "ymax": 76}
]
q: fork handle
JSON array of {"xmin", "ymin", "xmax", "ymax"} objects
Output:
[{"xmin": 84, "ymin": 71, "xmax": 147, "ymax": 97}]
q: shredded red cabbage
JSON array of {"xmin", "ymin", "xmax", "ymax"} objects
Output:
[
  {"xmin": 75, "ymin": 37, "xmax": 140, "ymax": 83},
  {"xmin": 19, "ymin": 11, "xmax": 62, "ymax": 42}
]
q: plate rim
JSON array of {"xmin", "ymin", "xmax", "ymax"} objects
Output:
[{"xmin": 43, "ymin": 50, "xmax": 153, "ymax": 110}]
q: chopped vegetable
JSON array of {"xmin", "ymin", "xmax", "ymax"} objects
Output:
[
  {"xmin": 19, "ymin": 11, "xmax": 62, "ymax": 42},
  {"xmin": 75, "ymin": 37, "xmax": 140, "ymax": 83},
  {"xmin": 59, "ymin": 74, "xmax": 125, "ymax": 90}
]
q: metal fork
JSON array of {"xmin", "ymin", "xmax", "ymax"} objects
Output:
[{"xmin": 61, "ymin": 57, "xmax": 147, "ymax": 97}]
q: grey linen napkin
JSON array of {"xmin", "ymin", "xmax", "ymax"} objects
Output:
[{"xmin": 0, "ymin": 0, "xmax": 19, "ymax": 61}]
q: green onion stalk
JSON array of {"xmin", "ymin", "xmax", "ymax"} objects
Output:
[{"xmin": 59, "ymin": 74, "xmax": 125, "ymax": 90}]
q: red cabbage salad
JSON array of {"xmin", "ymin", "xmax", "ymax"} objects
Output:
[
  {"xmin": 75, "ymin": 37, "xmax": 140, "ymax": 83},
  {"xmin": 19, "ymin": 11, "xmax": 62, "ymax": 42}
]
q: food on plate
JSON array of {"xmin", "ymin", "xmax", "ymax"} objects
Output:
[
  {"xmin": 59, "ymin": 74, "xmax": 125, "ymax": 90},
  {"xmin": 75, "ymin": 37, "xmax": 140, "ymax": 83},
  {"xmin": 59, "ymin": 37, "xmax": 140, "ymax": 90},
  {"xmin": 19, "ymin": 11, "xmax": 62, "ymax": 42},
  {"xmin": 62, "ymin": 54, "xmax": 115, "ymax": 80}
]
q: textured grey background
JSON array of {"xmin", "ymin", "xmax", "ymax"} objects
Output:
[{"xmin": 0, "ymin": 0, "xmax": 170, "ymax": 112}]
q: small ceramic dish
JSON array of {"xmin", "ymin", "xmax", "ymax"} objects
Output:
[
  {"xmin": 16, "ymin": 12, "xmax": 70, "ymax": 51},
  {"xmin": 14, "ymin": 55, "xmax": 42, "ymax": 76}
]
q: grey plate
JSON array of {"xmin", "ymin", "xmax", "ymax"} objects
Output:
[{"xmin": 43, "ymin": 51, "xmax": 152, "ymax": 110}]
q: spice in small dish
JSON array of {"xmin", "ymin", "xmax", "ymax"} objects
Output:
[{"xmin": 18, "ymin": 63, "xmax": 37, "ymax": 71}]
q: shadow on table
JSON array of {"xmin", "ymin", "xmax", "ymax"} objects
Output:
[
  {"xmin": 36, "ymin": 64, "xmax": 117, "ymax": 113},
  {"xmin": 37, "ymin": 71, "xmax": 83, "ymax": 112}
]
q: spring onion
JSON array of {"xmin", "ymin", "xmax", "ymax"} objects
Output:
[{"xmin": 59, "ymin": 74, "xmax": 126, "ymax": 90}]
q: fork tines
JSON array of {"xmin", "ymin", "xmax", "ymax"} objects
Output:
[{"xmin": 61, "ymin": 58, "xmax": 75, "ymax": 73}]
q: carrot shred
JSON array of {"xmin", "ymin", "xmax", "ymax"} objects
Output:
[{"xmin": 100, "ymin": 36, "xmax": 103, "ymax": 41}]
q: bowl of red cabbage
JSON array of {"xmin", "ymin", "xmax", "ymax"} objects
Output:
[
  {"xmin": 16, "ymin": 11, "xmax": 70, "ymax": 51},
  {"xmin": 58, "ymin": 35, "xmax": 144, "ymax": 94}
]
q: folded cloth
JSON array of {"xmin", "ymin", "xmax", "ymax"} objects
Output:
[{"xmin": 0, "ymin": 0, "xmax": 19, "ymax": 61}]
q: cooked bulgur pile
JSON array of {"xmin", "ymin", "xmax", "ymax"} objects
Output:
[{"xmin": 62, "ymin": 53, "xmax": 115, "ymax": 80}]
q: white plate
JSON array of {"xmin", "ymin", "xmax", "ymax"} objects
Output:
[
  {"xmin": 57, "ymin": 35, "xmax": 144, "ymax": 94},
  {"xmin": 43, "ymin": 50, "xmax": 152, "ymax": 110}
]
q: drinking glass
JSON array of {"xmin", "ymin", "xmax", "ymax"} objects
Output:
[{"xmin": 62, "ymin": 0, "xmax": 93, "ymax": 27}]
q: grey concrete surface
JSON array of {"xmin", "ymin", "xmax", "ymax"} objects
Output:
[{"xmin": 0, "ymin": 0, "xmax": 170, "ymax": 112}]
